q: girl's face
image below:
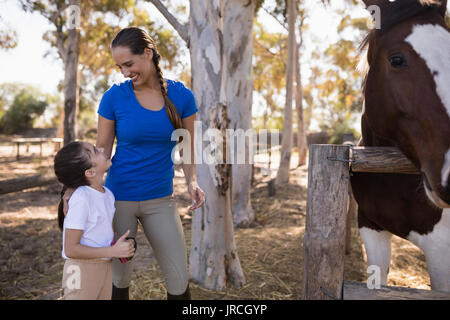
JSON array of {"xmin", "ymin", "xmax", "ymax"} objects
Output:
[
  {"xmin": 112, "ymin": 46, "xmax": 153, "ymax": 86},
  {"xmin": 84, "ymin": 142, "xmax": 111, "ymax": 175}
]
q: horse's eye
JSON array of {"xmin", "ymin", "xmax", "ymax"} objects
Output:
[{"xmin": 389, "ymin": 55, "xmax": 408, "ymax": 68}]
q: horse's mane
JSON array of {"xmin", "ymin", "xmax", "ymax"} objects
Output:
[
  {"xmin": 357, "ymin": 0, "xmax": 443, "ymax": 90},
  {"xmin": 380, "ymin": 0, "xmax": 441, "ymax": 32}
]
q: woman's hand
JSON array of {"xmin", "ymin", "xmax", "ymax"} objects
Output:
[
  {"xmin": 111, "ymin": 230, "xmax": 135, "ymax": 258},
  {"xmin": 62, "ymin": 188, "xmax": 75, "ymax": 216},
  {"xmin": 188, "ymin": 181, "xmax": 205, "ymax": 211}
]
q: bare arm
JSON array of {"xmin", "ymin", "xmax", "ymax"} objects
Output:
[
  {"xmin": 181, "ymin": 114, "xmax": 197, "ymax": 186},
  {"xmin": 96, "ymin": 115, "xmax": 115, "ymax": 159},
  {"xmin": 181, "ymin": 114, "xmax": 205, "ymax": 210},
  {"xmin": 64, "ymin": 229, "xmax": 134, "ymax": 259}
]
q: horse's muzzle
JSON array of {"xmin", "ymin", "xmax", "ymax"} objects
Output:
[{"xmin": 422, "ymin": 172, "xmax": 450, "ymax": 209}]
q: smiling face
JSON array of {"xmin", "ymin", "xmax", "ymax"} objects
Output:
[
  {"xmin": 112, "ymin": 45, "xmax": 153, "ymax": 86},
  {"xmin": 363, "ymin": 10, "xmax": 450, "ymax": 208},
  {"xmin": 83, "ymin": 142, "xmax": 111, "ymax": 178}
]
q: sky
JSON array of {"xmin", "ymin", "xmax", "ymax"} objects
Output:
[
  {"xmin": 4, "ymin": 0, "xmax": 422, "ymax": 133},
  {"xmin": 1, "ymin": 1, "xmax": 448, "ymax": 95},
  {"xmin": 0, "ymin": 0, "xmax": 64, "ymax": 94},
  {"xmin": 0, "ymin": 0, "xmax": 376, "ymax": 133},
  {"xmin": 0, "ymin": 0, "xmax": 372, "ymax": 94}
]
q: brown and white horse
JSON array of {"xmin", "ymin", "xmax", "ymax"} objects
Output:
[{"xmin": 351, "ymin": 0, "xmax": 450, "ymax": 292}]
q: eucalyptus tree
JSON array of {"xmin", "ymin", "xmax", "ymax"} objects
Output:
[
  {"xmin": 20, "ymin": 0, "xmax": 181, "ymax": 144},
  {"xmin": 148, "ymin": 0, "xmax": 259, "ymax": 290},
  {"xmin": 0, "ymin": 14, "xmax": 17, "ymax": 50},
  {"xmin": 274, "ymin": 0, "xmax": 296, "ymax": 185}
]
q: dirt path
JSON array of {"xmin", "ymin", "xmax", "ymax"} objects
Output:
[{"xmin": 0, "ymin": 150, "xmax": 431, "ymax": 300}]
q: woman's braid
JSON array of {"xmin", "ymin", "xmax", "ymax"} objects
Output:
[{"xmin": 152, "ymin": 49, "xmax": 183, "ymax": 129}]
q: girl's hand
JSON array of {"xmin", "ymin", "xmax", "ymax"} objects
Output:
[
  {"xmin": 112, "ymin": 230, "xmax": 135, "ymax": 258},
  {"xmin": 188, "ymin": 182, "xmax": 205, "ymax": 211},
  {"xmin": 62, "ymin": 188, "xmax": 75, "ymax": 216}
]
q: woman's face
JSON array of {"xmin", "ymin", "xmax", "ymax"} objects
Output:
[{"xmin": 112, "ymin": 46, "xmax": 153, "ymax": 86}]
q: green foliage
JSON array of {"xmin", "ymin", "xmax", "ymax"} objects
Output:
[
  {"xmin": 0, "ymin": 83, "xmax": 36, "ymax": 116},
  {"xmin": 0, "ymin": 29, "xmax": 17, "ymax": 50},
  {"xmin": 253, "ymin": 114, "xmax": 284, "ymax": 131},
  {"xmin": 255, "ymin": 0, "xmax": 366, "ymax": 138},
  {"xmin": 253, "ymin": 20, "xmax": 287, "ymax": 130},
  {"xmin": 0, "ymin": 14, "xmax": 17, "ymax": 50},
  {"xmin": 308, "ymin": 8, "xmax": 365, "ymax": 135},
  {"xmin": 0, "ymin": 89, "xmax": 48, "ymax": 134},
  {"xmin": 327, "ymin": 117, "xmax": 360, "ymax": 145},
  {"xmin": 20, "ymin": 0, "xmax": 183, "ymax": 136},
  {"xmin": 255, "ymin": 0, "xmax": 265, "ymax": 14}
]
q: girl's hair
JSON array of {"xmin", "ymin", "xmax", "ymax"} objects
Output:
[
  {"xmin": 53, "ymin": 142, "xmax": 92, "ymax": 231},
  {"xmin": 111, "ymin": 27, "xmax": 183, "ymax": 130}
]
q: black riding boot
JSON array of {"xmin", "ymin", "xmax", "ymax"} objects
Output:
[
  {"xmin": 112, "ymin": 284, "xmax": 129, "ymax": 300},
  {"xmin": 167, "ymin": 284, "xmax": 191, "ymax": 300}
]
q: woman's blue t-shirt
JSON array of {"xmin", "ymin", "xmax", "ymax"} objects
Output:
[{"xmin": 97, "ymin": 79, "xmax": 198, "ymax": 201}]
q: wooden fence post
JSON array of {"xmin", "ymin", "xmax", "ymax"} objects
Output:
[
  {"xmin": 302, "ymin": 144, "xmax": 350, "ymax": 299},
  {"xmin": 345, "ymin": 185, "xmax": 357, "ymax": 255}
]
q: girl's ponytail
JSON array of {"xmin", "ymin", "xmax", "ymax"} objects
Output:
[
  {"xmin": 57, "ymin": 186, "xmax": 68, "ymax": 231},
  {"xmin": 54, "ymin": 142, "xmax": 92, "ymax": 231}
]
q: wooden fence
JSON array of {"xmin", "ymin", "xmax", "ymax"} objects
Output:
[
  {"xmin": 0, "ymin": 138, "xmax": 62, "ymax": 195},
  {"xmin": 10, "ymin": 137, "xmax": 63, "ymax": 160},
  {"xmin": 302, "ymin": 144, "xmax": 450, "ymax": 300}
]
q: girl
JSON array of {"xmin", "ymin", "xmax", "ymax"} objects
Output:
[{"xmin": 54, "ymin": 141, "xmax": 135, "ymax": 300}]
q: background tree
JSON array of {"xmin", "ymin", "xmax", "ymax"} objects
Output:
[
  {"xmin": 148, "ymin": 0, "xmax": 259, "ymax": 290},
  {"xmin": 294, "ymin": 8, "xmax": 308, "ymax": 166},
  {"xmin": 0, "ymin": 82, "xmax": 63, "ymax": 133},
  {"xmin": 19, "ymin": 0, "xmax": 181, "ymax": 144},
  {"xmin": 0, "ymin": 88, "xmax": 48, "ymax": 134},
  {"xmin": 0, "ymin": 14, "xmax": 17, "ymax": 50},
  {"xmin": 257, "ymin": 0, "xmax": 363, "ymax": 147},
  {"xmin": 20, "ymin": 0, "xmax": 79, "ymax": 144},
  {"xmin": 253, "ymin": 21, "xmax": 287, "ymax": 132},
  {"xmin": 256, "ymin": 0, "xmax": 310, "ymax": 170},
  {"xmin": 76, "ymin": 5, "xmax": 182, "ymax": 136},
  {"xmin": 226, "ymin": 1, "xmax": 257, "ymax": 228},
  {"xmin": 311, "ymin": 9, "xmax": 366, "ymax": 143},
  {"xmin": 275, "ymin": 0, "xmax": 296, "ymax": 185}
]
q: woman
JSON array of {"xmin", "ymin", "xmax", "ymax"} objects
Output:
[{"xmin": 96, "ymin": 27, "xmax": 205, "ymax": 300}]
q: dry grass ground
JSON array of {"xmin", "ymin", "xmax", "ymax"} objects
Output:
[{"xmin": 0, "ymin": 144, "xmax": 431, "ymax": 300}]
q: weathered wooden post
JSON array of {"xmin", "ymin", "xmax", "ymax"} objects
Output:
[
  {"xmin": 345, "ymin": 185, "xmax": 357, "ymax": 255},
  {"xmin": 16, "ymin": 141, "xmax": 20, "ymax": 160},
  {"xmin": 302, "ymin": 144, "xmax": 350, "ymax": 300},
  {"xmin": 303, "ymin": 145, "xmax": 450, "ymax": 300}
]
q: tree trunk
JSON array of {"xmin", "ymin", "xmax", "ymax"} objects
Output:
[
  {"xmin": 63, "ymin": 0, "xmax": 80, "ymax": 145},
  {"xmin": 0, "ymin": 174, "xmax": 57, "ymax": 195},
  {"xmin": 295, "ymin": 30, "xmax": 307, "ymax": 167},
  {"xmin": 188, "ymin": 0, "xmax": 245, "ymax": 290},
  {"xmin": 224, "ymin": 0, "xmax": 255, "ymax": 228},
  {"xmin": 275, "ymin": 0, "xmax": 296, "ymax": 185}
]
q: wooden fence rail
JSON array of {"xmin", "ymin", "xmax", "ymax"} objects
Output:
[
  {"xmin": 0, "ymin": 138, "xmax": 62, "ymax": 194},
  {"xmin": 302, "ymin": 144, "xmax": 450, "ymax": 300},
  {"xmin": 7, "ymin": 137, "xmax": 63, "ymax": 160},
  {"xmin": 350, "ymin": 147, "xmax": 419, "ymax": 174}
]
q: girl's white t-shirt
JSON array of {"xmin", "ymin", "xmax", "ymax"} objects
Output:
[{"xmin": 62, "ymin": 185, "xmax": 115, "ymax": 260}]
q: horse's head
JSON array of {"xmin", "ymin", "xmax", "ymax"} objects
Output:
[{"xmin": 360, "ymin": 0, "xmax": 450, "ymax": 208}]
